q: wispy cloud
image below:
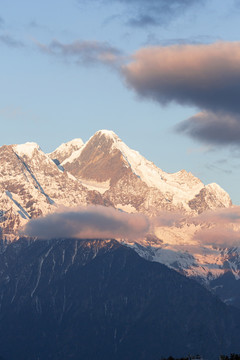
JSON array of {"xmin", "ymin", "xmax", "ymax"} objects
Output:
[
  {"xmin": 0, "ymin": 34, "xmax": 25, "ymax": 48},
  {"xmin": 79, "ymin": 0, "xmax": 206, "ymax": 27},
  {"xmin": 152, "ymin": 211, "xmax": 185, "ymax": 227},
  {"xmin": 125, "ymin": 0, "xmax": 205, "ymax": 27},
  {"xmin": 205, "ymin": 161, "xmax": 232, "ymax": 175},
  {"xmin": 191, "ymin": 207, "xmax": 240, "ymax": 247},
  {"xmin": 153, "ymin": 207, "xmax": 240, "ymax": 248},
  {"xmin": 144, "ymin": 34, "xmax": 219, "ymax": 47},
  {"xmin": 0, "ymin": 16, "xmax": 4, "ymax": 28},
  {"xmin": 194, "ymin": 227, "xmax": 240, "ymax": 248},
  {"xmin": 36, "ymin": 39, "xmax": 123, "ymax": 68},
  {"xmin": 22, "ymin": 205, "xmax": 150, "ymax": 240}
]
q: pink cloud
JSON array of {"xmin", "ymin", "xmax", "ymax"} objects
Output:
[
  {"xmin": 122, "ymin": 42, "xmax": 240, "ymax": 113},
  {"xmin": 22, "ymin": 205, "xmax": 149, "ymax": 240}
]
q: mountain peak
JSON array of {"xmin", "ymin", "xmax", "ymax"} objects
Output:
[
  {"xmin": 49, "ymin": 138, "xmax": 84, "ymax": 164},
  {"xmin": 95, "ymin": 129, "xmax": 118, "ymax": 140},
  {"xmin": 52, "ymin": 138, "xmax": 84, "ymax": 153},
  {"xmin": 13, "ymin": 142, "xmax": 41, "ymax": 158}
]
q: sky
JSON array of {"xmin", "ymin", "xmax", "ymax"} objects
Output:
[{"xmin": 1, "ymin": 0, "xmax": 240, "ymax": 203}]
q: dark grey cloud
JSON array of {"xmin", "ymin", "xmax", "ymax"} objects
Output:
[
  {"xmin": 123, "ymin": 42, "xmax": 240, "ymax": 114},
  {"xmin": 0, "ymin": 34, "xmax": 24, "ymax": 48},
  {"xmin": 37, "ymin": 39, "xmax": 122, "ymax": 68},
  {"xmin": 176, "ymin": 111, "xmax": 240, "ymax": 146},
  {"xmin": 123, "ymin": 42, "xmax": 240, "ymax": 146},
  {"xmin": 22, "ymin": 205, "xmax": 149, "ymax": 240}
]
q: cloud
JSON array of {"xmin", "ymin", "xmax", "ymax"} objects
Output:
[
  {"xmin": 152, "ymin": 211, "xmax": 185, "ymax": 227},
  {"xmin": 194, "ymin": 228, "xmax": 240, "ymax": 248},
  {"xmin": 0, "ymin": 34, "xmax": 24, "ymax": 48},
  {"xmin": 22, "ymin": 205, "xmax": 240, "ymax": 248},
  {"xmin": 196, "ymin": 207, "xmax": 240, "ymax": 224},
  {"xmin": 37, "ymin": 39, "xmax": 122, "ymax": 68},
  {"xmin": 176, "ymin": 111, "xmax": 240, "ymax": 146},
  {"xmin": 0, "ymin": 17, "xmax": 4, "ymax": 28},
  {"xmin": 192, "ymin": 207, "xmax": 240, "ymax": 247},
  {"xmin": 22, "ymin": 205, "xmax": 149, "ymax": 240},
  {"xmin": 80, "ymin": 0, "xmax": 205, "ymax": 27},
  {"xmin": 122, "ymin": 42, "xmax": 240, "ymax": 146},
  {"xmin": 205, "ymin": 162, "xmax": 232, "ymax": 175},
  {"xmin": 124, "ymin": 0, "xmax": 205, "ymax": 27},
  {"xmin": 123, "ymin": 42, "xmax": 240, "ymax": 113},
  {"xmin": 144, "ymin": 35, "xmax": 216, "ymax": 47}
]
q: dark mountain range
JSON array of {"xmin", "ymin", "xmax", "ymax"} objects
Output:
[{"xmin": 0, "ymin": 238, "xmax": 239, "ymax": 360}]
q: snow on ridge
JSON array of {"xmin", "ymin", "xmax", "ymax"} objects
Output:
[
  {"xmin": 96, "ymin": 129, "xmax": 118, "ymax": 140},
  {"xmin": 205, "ymin": 183, "xmax": 232, "ymax": 207},
  {"xmin": 106, "ymin": 132, "xmax": 204, "ymax": 203},
  {"xmin": 79, "ymin": 179, "xmax": 110, "ymax": 194},
  {"xmin": 50, "ymin": 138, "xmax": 84, "ymax": 155},
  {"xmin": 61, "ymin": 147, "xmax": 84, "ymax": 166},
  {"xmin": 53, "ymin": 129, "xmax": 231, "ymax": 210},
  {"xmin": 14, "ymin": 142, "xmax": 41, "ymax": 157}
]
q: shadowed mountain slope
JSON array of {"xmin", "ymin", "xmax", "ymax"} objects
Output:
[{"xmin": 0, "ymin": 238, "xmax": 239, "ymax": 360}]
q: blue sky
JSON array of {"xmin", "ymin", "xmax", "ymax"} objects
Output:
[{"xmin": 1, "ymin": 0, "xmax": 240, "ymax": 203}]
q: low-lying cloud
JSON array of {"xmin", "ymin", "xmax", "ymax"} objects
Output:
[
  {"xmin": 21, "ymin": 204, "xmax": 240, "ymax": 248},
  {"xmin": 194, "ymin": 228, "xmax": 240, "ymax": 248},
  {"xmin": 37, "ymin": 39, "xmax": 122, "ymax": 68},
  {"xmin": 153, "ymin": 210, "xmax": 185, "ymax": 227},
  {"xmin": 193, "ymin": 207, "xmax": 240, "ymax": 248},
  {"xmin": 151, "ymin": 207, "xmax": 240, "ymax": 248},
  {"xmin": 22, "ymin": 205, "xmax": 149, "ymax": 240}
]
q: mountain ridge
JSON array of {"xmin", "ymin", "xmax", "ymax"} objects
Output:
[
  {"xmin": 0, "ymin": 237, "xmax": 239, "ymax": 360},
  {"xmin": 0, "ymin": 129, "xmax": 238, "ymax": 300}
]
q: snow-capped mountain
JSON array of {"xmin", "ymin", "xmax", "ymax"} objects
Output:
[
  {"xmin": 49, "ymin": 138, "xmax": 84, "ymax": 165},
  {"xmin": 0, "ymin": 140, "xmax": 111, "ymax": 239},
  {"xmin": 0, "ymin": 129, "xmax": 238, "ymax": 304},
  {"xmin": 60, "ymin": 130, "xmax": 231, "ymax": 214}
]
